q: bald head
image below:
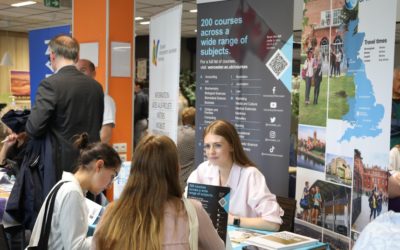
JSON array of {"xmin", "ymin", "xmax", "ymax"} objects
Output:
[
  {"xmin": 49, "ymin": 35, "xmax": 79, "ymax": 62},
  {"xmin": 76, "ymin": 59, "xmax": 96, "ymax": 78},
  {"xmin": 393, "ymin": 68, "xmax": 400, "ymax": 100}
]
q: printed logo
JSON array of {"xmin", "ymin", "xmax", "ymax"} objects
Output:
[
  {"xmin": 270, "ymin": 117, "xmax": 276, "ymax": 123},
  {"xmin": 269, "ymin": 146, "xmax": 275, "ymax": 153},
  {"xmin": 152, "ymin": 39, "xmax": 160, "ymax": 66}
]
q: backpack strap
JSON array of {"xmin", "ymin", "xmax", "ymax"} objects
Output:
[
  {"xmin": 182, "ymin": 197, "xmax": 199, "ymax": 250},
  {"xmin": 36, "ymin": 181, "xmax": 69, "ymax": 249}
]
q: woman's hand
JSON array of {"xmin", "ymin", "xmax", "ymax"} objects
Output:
[{"xmin": 2, "ymin": 133, "xmax": 18, "ymax": 148}]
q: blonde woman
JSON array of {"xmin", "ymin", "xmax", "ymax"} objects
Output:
[{"xmin": 93, "ymin": 135, "xmax": 224, "ymax": 250}]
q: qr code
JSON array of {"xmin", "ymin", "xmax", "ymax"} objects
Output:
[
  {"xmin": 218, "ymin": 197, "xmax": 227, "ymax": 207},
  {"xmin": 266, "ymin": 49, "xmax": 289, "ymax": 80}
]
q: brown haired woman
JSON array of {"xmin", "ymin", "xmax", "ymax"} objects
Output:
[
  {"xmin": 28, "ymin": 133, "xmax": 121, "ymax": 249},
  {"xmin": 187, "ymin": 120, "xmax": 283, "ymax": 231},
  {"xmin": 93, "ymin": 135, "xmax": 224, "ymax": 250}
]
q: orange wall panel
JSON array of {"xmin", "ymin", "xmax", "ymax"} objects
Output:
[
  {"xmin": 74, "ymin": 0, "xmax": 135, "ymax": 201},
  {"xmin": 108, "ymin": 0, "xmax": 134, "ymax": 160},
  {"xmin": 73, "ymin": 0, "xmax": 107, "ymax": 90}
]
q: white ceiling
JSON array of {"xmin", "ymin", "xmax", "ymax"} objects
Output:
[
  {"xmin": 0, "ymin": 0, "xmax": 71, "ymax": 32},
  {"xmin": 0, "ymin": 0, "xmax": 399, "ymax": 41},
  {"xmin": 0, "ymin": 0, "xmax": 198, "ymax": 37}
]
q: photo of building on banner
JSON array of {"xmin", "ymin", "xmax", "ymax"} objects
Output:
[{"xmin": 296, "ymin": 0, "xmax": 396, "ymax": 249}]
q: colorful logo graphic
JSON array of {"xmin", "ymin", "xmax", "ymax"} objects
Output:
[
  {"xmin": 345, "ymin": 0, "xmax": 358, "ymax": 10},
  {"xmin": 152, "ymin": 39, "xmax": 160, "ymax": 66}
]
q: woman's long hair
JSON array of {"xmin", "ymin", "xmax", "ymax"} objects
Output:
[
  {"xmin": 204, "ymin": 120, "xmax": 256, "ymax": 167},
  {"xmin": 94, "ymin": 135, "xmax": 183, "ymax": 250}
]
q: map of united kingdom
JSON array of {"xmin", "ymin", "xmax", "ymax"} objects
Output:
[{"xmin": 339, "ymin": 20, "xmax": 384, "ymax": 142}]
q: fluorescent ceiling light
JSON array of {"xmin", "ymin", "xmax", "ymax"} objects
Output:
[
  {"xmin": 135, "ymin": 17, "xmax": 144, "ymax": 21},
  {"xmin": 140, "ymin": 21, "xmax": 150, "ymax": 25},
  {"xmin": 189, "ymin": 9, "xmax": 197, "ymax": 13},
  {"xmin": 11, "ymin": 1, "xmax": 36, "ymax": 7}
]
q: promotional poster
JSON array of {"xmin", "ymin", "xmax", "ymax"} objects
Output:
[
  {"xmin": 148, "ymin": 5, "xmax": 182, "ymax": 143},
  {"xmin": 195, "ymin": 0, "xmax": 294, "ymax": 196},
  {"xmin": 295, "ymin": 0, "xmax": 396, "ymax": 248}
]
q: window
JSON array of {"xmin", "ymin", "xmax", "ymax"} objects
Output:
[
  {"xmin": 320, "ymin": 9, "xmax": 341, "ymax": 27},
  {"xmin": 320, "ymin": 38, "xmax": 329, "ymax": 60}
]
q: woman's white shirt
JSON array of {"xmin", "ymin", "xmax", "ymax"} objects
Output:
[
  {"xmin": 187, "ymin": 161, "xmax": 283, "ymax": 224},
  {"xmin": 29, "ymin": 171, "xmax": 91, "ymax": 250}
]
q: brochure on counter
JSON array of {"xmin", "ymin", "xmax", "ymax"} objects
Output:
[
  {"xmin": 187, "ymin": 182, "xmax": 230, "ymax": 243},
  {"xmin": 228, "ymin": 227, "xmax": 267, "ymax": 248},
  {"xmin": 244, "ymin": 231, "xmax": 319, "ymax": 250},
  {"xmin": 113, "ymin": 161, "xmax": 132, "ymax": 200}
]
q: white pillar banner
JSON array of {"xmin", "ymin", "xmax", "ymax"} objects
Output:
[{"xmin": 149, "ymin": 4, "xmax": 182, "ymax": 143}]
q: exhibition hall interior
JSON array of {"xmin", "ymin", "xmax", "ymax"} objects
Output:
[{"xmin": 1, "ymin": 0, "xmax": 400, "ymax": 249}]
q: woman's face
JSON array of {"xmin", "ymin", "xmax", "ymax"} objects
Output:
[
  {"xmin": 204, "ymin": 133, "xmax": 233, "ymax": 168},
  {"xmin": 90, "ymin": 161, "xmax": 120, "ymax": 195}
]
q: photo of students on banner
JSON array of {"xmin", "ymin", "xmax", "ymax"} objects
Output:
[
  {"xmin": 296, "ymin": 0, "xmax": 395, "ymax": 248},
  {"xmin": 351, "ymin": 149, "xmax": 388, "ymax": 232},
  {"xmin": 299, "ymin": 1, "xmax": 352, "ymax": 128}
]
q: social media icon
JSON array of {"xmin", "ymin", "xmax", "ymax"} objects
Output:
[
  {"xmin": 272, "ymin": 86, "xmax": 276, "ymax": 94},
  {"xmin": 269, "ymin": 146, "xmax": 275, "ymax": 153},
  {"xmin": 270, "ymin": 117, "xmax": 276, "ymax": 123},
  {"xmin": 270, "ymin": 102, "xmax": 277, "ymax": 108},
  {"xmin": 269, "ymin": 131, "xmax": 276, "ymax": 139}
]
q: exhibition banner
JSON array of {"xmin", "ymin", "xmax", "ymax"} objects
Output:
[
  {"xmin": 148, "ymin": 4, "xmax": 182, "ymax": 143},
  {"xmin": 295, "ymin": 0, "xmax": 396, "ymax": 248},
  {"xmin": 195, "ymin": 0, "xmax": 294, "ymax": 196},
  {"xmin": 28, "ymin": 25, "xmax": 70, "ymax": 104}
]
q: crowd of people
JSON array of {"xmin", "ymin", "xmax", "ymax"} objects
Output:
[{"xmin": 0, "ymin": 34, "xmax": 284, "ymax": 249}]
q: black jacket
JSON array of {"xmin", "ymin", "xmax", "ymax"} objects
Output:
[{"xmin": 26, "ymin": 65, "xmax": 104, "ymax": 179}]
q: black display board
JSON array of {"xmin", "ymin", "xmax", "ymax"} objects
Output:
[{"xmin": 195, "ymin": 0, "xmax": 294, "ymax": 196}]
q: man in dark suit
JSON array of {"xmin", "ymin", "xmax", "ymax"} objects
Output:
[{"xmin": 26, "ymin": 35, "xmax": 104, "ymax": 180}]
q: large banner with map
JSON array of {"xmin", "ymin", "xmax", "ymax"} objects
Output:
[{"xmin": 295, "ymin": 0, "xmax": 396, "ymax": 249}]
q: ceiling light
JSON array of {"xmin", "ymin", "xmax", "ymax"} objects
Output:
[
  {"xmin": 135, "ymin": 17, "xmax": 144, "ymax": 21},
  {"xmin": 189, "ymin": 9, "xmax": 197, "ymax": 13},
  {"xmin": 140, "ymin": 21, "xmax": 150, "ymax": 25},
  {"xmin": 194, "ymin": 29, "xmax": 197, "ymax": 32},
  {"xmin": 11, "ymin": 1, "xmax": 36, "ymax": 7}
]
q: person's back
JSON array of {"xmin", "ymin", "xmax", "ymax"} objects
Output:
[
  {"xmin": 177, "ymin": 125, "xmax": 195, "ymax": 189},
  {"xmin": 163, "ymin": 199, "xmax": 224, "ymax": 250},
  {"xmin": 38, "ymin": 66, "xmax": 103, "ymax": 141},
  {"xmin": 26, "ymin": 35, "xmax": 104, "ymax": 175},
  {"xmin": 27, "ymin": 65, "xmax": 104, "ymax": 174},
  {"xmin": 177, "ymin": 107, "xmax": 196, "ymax": 189}
]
